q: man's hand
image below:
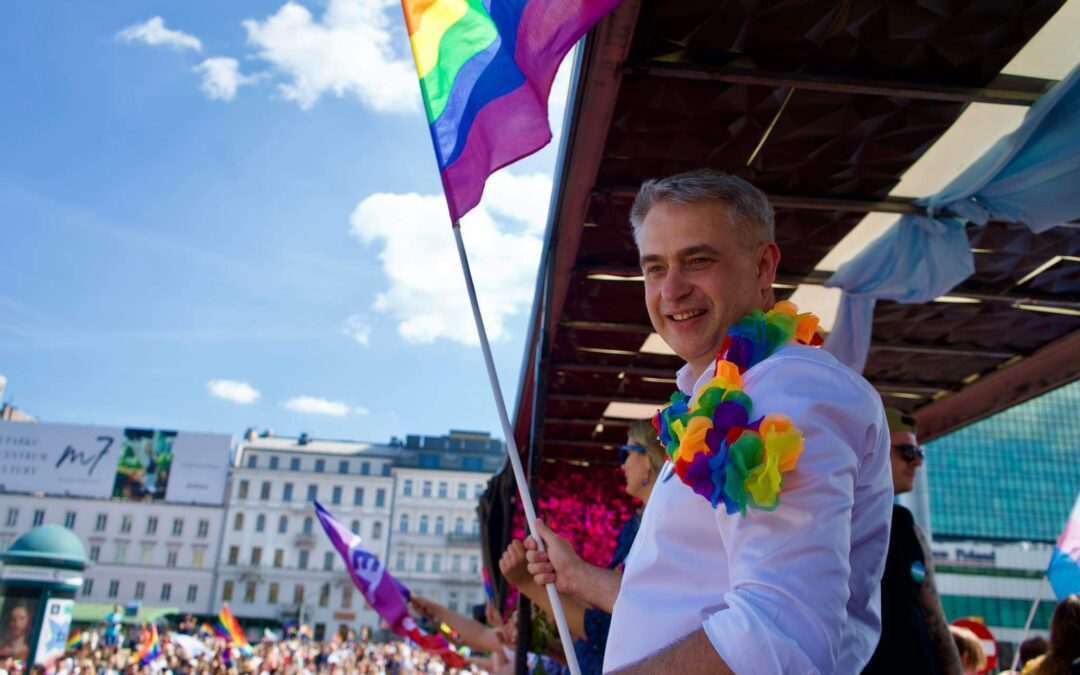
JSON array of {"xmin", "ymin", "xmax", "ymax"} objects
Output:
[
  {"xmin": 499, "ymin": 540, "xmax": 535, "ymax": 589},
  {"xmin": 409, "ymin": 596, "xmax": 440, "ymax": 620},
  {"xmin": 524, "ymin": 519, "xmax": 582, "ymax": 595}
]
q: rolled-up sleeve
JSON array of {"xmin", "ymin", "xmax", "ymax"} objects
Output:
[{"xmin": 701, "ymin": 354, "xmax": 881, "ymax": 674}]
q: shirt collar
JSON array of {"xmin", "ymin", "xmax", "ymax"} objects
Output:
[{"xmin": 676, "ymin": 360, "xmax": 718, "ymax": 397}]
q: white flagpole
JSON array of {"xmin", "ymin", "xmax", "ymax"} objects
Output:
[
  {"xmin": 1010, "ymin": 575, "xmax": 1047, "ymax": 671},
  {"xmin": 452, "ymin": 222, "xmax": 582, "ymax": 675}
]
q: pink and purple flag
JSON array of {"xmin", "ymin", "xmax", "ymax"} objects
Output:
[
  {"xmin": 1048, "ymin": 492, "xmax": 1080, "ymax": 600},
  {"xmin": 313, "ymin": 501, "xmax": 465, "ymax": 668},
  {"xmin": 402, "ymin": 0, "xmax": 626, "ymax": 221}
]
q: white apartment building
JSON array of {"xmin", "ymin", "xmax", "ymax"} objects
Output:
[
  {"xmin": 218, "ymin": 432, "xmax": 397, "ymax": 639},
  {"xmin": 0, "ymin": 494, "xmax": 226, "ymax": 615},
  {"xmin": 388, "ymin": 431, "xmax": 503, "ymax": 616}
]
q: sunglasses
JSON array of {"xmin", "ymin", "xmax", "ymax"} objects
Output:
[
  {"xmin": 892, "ymin": 444, "xmax": 926, "ymax": 463},
  {"xmin": 619, "ymin": 444, "xmax": 647, "ymax": 464}
]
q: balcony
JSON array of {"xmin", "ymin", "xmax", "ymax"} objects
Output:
[
  {"xmin": 447, "ymin": 532, "xmax": 480, "ymax": 546},
  {"xmin": 294, "ymin": 533, "xmax": 316, "ymax": 547}
]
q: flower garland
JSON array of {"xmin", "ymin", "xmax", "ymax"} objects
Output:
[{"xmin": 653, "ymin": 301, "xmax": 824, "ymax": 514}]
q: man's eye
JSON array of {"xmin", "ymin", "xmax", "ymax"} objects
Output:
[
  {"xmin": 644, "ymin": 265, "xmax": 664, "ymax": 275},
  {"xmin": 689, "ymin": 257, "xmax": 711, "ymax": 266}
]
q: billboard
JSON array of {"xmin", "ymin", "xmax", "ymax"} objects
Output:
[{"xmin": 0, "ymin": 421, "xmax": 230, "ymax": 505}]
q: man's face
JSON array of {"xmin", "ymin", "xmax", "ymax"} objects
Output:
[
  {"xmin": 638, "ymin": 200, "xmax": 777, "ymax": 376},
  {"xmin": 890, "ymin": 429, "xmax": 922, "ymax": 494}
]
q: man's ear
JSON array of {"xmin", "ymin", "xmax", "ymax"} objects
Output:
[{"xmin": 757, "ymin": 241, "xmax": 780, "ymax": 293}]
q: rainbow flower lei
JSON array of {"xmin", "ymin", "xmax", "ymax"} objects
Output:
[{"xmin": 653, "ymin": 301, "xmax": 824, "ymax": 514}]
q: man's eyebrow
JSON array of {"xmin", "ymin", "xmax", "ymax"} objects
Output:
[{"xmin": 639, "ymin": 244, "xmax": 723, "ymax": 266}]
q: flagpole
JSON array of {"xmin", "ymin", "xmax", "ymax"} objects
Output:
[
  {"xmin": 452, "ymin": 222, "xmax": 582, "ymax": 675},
  {"xmin": 1010, "ymin": 575, "xmax": 1047, "ymax": 671}
]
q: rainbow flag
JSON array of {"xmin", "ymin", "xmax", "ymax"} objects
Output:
[
  {"xmin": 1048, "ymin": 492, "xmax": 1080, "ymax": 599},
  {"xmin": 402, "ymin": 0, "xmax": 625, "ymax": 221},
  {"xmin": 215, "ymin": 604, "xmax": 253, "ymax": 655},
  {"xmin": 66, "ymin": 631, "xmax": 84, "ymax": 650},
  {"xmin": 132, "ymin": 625, "xmax": 161, "ymax": 665}
]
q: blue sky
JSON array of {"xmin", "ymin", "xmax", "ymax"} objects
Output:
[{"xmin": 1, "ymin": 0, "xmax": 572, "ymax": 443}]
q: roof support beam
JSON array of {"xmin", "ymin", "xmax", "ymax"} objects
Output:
[
  {"xmin": 552, "ymin": 361, "xmax": 676, "ymax": 379},
  {"xmin": 544, "ymin": 417, "xmax": 631, "ymax": 427},
  {"xmin": 548, "ymin": 392, "xmax": 666, "ymax": 406},
  {"xmin": 917, "ymin": 330, "xmax": 1080, "ymax": 441},
  {"xmin": 628, "ymin": 62, "xmax": 1053, "ymax": 106}
]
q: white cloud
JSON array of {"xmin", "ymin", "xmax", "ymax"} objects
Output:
[
  {"xmin": 193, "ymin": 57, "xmax": 261, "ymax": 101},
  {"xmin": 349, "ymin": 170, "xmax": 548, "ymax": 346},
  {"xmin": 242, "ymin": 0, "xmax": 418, "ymax": 112},
  {"xmin": 354, "ymin": 406, "xmax": 371, "ymax": 415},
  {"xmin": 343, "ymin": 314, "xmax": 372, "ymax": 346},
  {"xmin": 207, "ymin": 379, "xmax": 260, "ymax": 404},
  {"xmin": 117, "ymin": 17, "xmax": 203, "ymax": 52},
  {"xmin": 283, "ymin": 396, "xmax": 351, "ymax": 417}
]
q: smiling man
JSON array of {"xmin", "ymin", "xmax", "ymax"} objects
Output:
[{"xmin": 529, "ymin": 170, "xmax": 895, "ymax": 674}]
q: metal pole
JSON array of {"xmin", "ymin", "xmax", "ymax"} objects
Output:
[
  {"xmin": 1010, "ymin": 576, "xmax": 1047, "ymax": 671},
  {"xmin": 452, "ymin": 223, "xmax": 581, "ymax": 675}
]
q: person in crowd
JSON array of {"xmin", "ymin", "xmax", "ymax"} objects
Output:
[
  {"xmin": 104, "ymin": 604, "xmax": 123, "ymax": 648},
  {"xmin": 949, "ymin": 625, "xmax": 986, "ymax": 675},
  {"xmin": 502, "ymin": 418, "xmax": 665, "ymax": 674},
  {"xmin": 525, "ymin": 169, "xmax": 893, "ymax": 674},
  {"xmin": 863, "ymin": 407, "xmax": 962, "ymax": 674},
  {"xmin": 1018, "ymin": 636, "xmax": 1049, "ymax": 672},
  {"xmin": 1024, "ymin": 593, "xmax": 1080, "ymax": 675}
]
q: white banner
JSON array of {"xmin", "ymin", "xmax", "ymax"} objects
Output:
[
  {"xmin": 33, "ymin": 598, "xmax": 73, "ymax": 667},
  {"xmin": 0, "ymin": 422, "xmax": 230, "ymax": 505}
]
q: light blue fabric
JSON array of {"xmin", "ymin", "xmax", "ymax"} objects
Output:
[{"xmin": 824, "ymin": 62, "xmax": 1080, "ymax": 371}]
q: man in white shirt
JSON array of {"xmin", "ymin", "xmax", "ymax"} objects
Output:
[{"xmin": 526, "ymin": 169, "xmax": 893, "ymax": 673}]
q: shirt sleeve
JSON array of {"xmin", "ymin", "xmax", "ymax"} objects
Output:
[{"xmin": 701, "ymin": 353, "xmax": 884, "ymax": 674}]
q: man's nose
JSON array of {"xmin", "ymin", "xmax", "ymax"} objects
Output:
[{"xmin": 661, "ymin": 266, "xmax": 692, "ymax": 300}]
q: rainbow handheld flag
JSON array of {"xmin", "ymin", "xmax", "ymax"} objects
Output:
[
  {"xmin": 132, "ymin": 625, "xmax": 161, "ymax": 665},
  {"xmin": 65, "ymin": 631, "xmax": 84, "ymax": 651},
  {"xmin": 402, "ymin": 0, "xmax": 625, "ymax": 221},
  {"xmin": 1048, "ymin": 492, "xmax": 1080, "ymax": 599},
  {"xmin": 215, "ymin": 603, "xmax": 253, "ymax": 656}
]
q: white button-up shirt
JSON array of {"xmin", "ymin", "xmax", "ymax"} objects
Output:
[{"xmin": 604, "ymin": 344, "xmax": 893, "ymax": 674}]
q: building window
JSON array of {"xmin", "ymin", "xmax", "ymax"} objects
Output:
[
  {"xmin": 298, "ymin": 550, "xmax": 309, "ymax": 570},
  {"xmin": 449, "ymin": 592, "xmax": 459, "ymax": 612},
  {"xmin": 197, "ymin": 519, "xmax": 209, "ymax": 538},
  {"xmin": 361, "ymin": 462, "xmax": 370, "ymax": 476},
  {"xmin": 338, "ymin": 460, "xmax": 348, "ymax": 474},
  {"xmin": 247, "ymin": 454, "xmax": 257, "ymax": 468},
  {"xmin": 278, "ymin": 515, "xmax": 288, "ymax": 533},
  {"xmin": 475, "ymin": 484, "xmax": 484, "ymax": 499},
  {"xmin": 90, "ymin": 545, "xmax": 100, "ymax": 562},
  {"xmin": 238, "ymin": 480, "xmax": 249, "ymax": 499},
  {"xmin": 290, "ymin": 457, "xmax": 301, "ymax": 471},
  {"xmin": 435, "ymin": 516, "xmax": 445, "ymax": 535},
  {"xmin": 454, "ymin": 517, "xmax": 464, "ymax": 534},
  {"xmin": 469, "ymin": 555, "xmax": 479, "ymax": 574},
  {"xmin": 293, "ymin": 584, "xmax": 304, "ymax": 605},
  {"xmin": 457, "ymin": 483, "xmax": 467, "ymax": 499},
  {"xmin": 32, "ymin": 510, "xmax": 45, "ymax": 527},
  {"xmin": 351, "ymin": 520, "xmax": 360, "ymax": 535},
  {"xmin": 171, "ymin": 518, "xmax": 183, "ymax": 536},
  {"xmin": 419, "ymin": 453, "xmax": 440, "ymax": 469},
  {"xmin": 166, "ymin": 551, "xmax": 178, "ymax": 567},
  {"xmin": 319, "ymin": 583, "xmax": 330, "ymax": 607},
  {"xmin": 234, "ymin": 513, "xmax": 244, "ymax": 531},
  {"xmin": 342, "ymin": 586, "xmax": 353, "ymax": 608},
  {"xmin": 134, "ymin": 581, "xmax": 146, "ymax": 600},
  {"xmin": 251, "ymin": 547, "xmax": 262, "ymax": 566},
  {"xmin": 115, "ymin": 545, "xmax": 127, "ymax": 563},
  {"xmin": 382, "ymin": 464, "xmax": 391, "ymax": 476},
  {"xmin": 432, "ymin": 553, "xmax": 442, "ymax": 573},
  {"xmin": 372, "ymin": 522, "xmax": 382, "ymax": 539},
  {"xmin": 353, "ymin": 488, "xmax": 364, "ymax": 506},
  {"xmin": 452, "ymin": 555, "xmax": 461, "ymax": 572},
  {"xmin": 419, "ymin": 515, "xmax": 429, "ymax": 534},
  {"xmin": 5, "ymin": 508, "xmax": 17, "ymax": 527},
  {"xmin": 95, "ymin": 513, "xmax": 107, "ymax": 532},
  {"xmin": 315, "ymin": 459, "xmax": 325, "ymax": 473},
  {"xmin": 64, "ymin": 511, "xmax": 76, "ymax": 528},
  {"xmin": 399, "ymin": 514, "xmax": 409, "ymax": 533},
  {"xmin": 108, "ymin": 580, "xmax": 119, "ymax": 598},
  {"xmin": 187, "ymin": 584, "xmax": 197, "ymax": 603},
  {"xmin": 82, "ymin": 579, "xmax": 93, "ymax": 597},
  {"xmin": 274, "ymin": 549, "xmax": 284, "ymax": 568},
  {"xmin": 332, "ymin": 486, "xmax": 342, "ymax": 505},
  {"xmin": 256, "ymin": 514, "xmax": 266, "ymax": 532},
  {"xmin": 395, "ymin": 551, "xmax": 405, "ymax": 570},
  {"xmin": 269, "ymin": 456, "xmax": 279, "ymax": 470},
  {"xmin": 260, "ymin": 481, "xmax": 271, "ymax": 500},
  {"xmin": 146, "ymin": 517, "xmax": 157, "ymax": 535},
  {"xmin": 471, "ymin": 517, "xmax": 479, "ymax": 535},
  {"xmin": 403, "ymin": 480, "xmax": 413, "ymax": 497},
  {"xmin": 268, "ymin": 582, "xmax": 279, "ymax": 604},
  {"xmin": 283, "ymin": 483, "xmax": 293, "ymax": 501},
  {"xmin": 307, "ymin": 484, "xmax": 318, "ymax": 501},
  {"xmin": 244, "ymin": 581, "xmax": 256, "ymax": 603},
  {"xmin": 422, "ymin": 481, "xmax": 432, "ymax": 498},
  {"xmin": 222, "ymin": 580, "xmax": 234, "ymax": 602},
  {"xmin": 121, "ymin": 515, "xmax": 132, "ymax": 534},
  {"xmin": 193, "ymin": 549, "xmax": 204, "ymax": 568},
  {"xmin": 228, "ymin": 546, "xmax": 239, "ymax": 565},
  {"xmin": 416, "ymin": 553, "xmax": 426, "ymax": 572},
  {"xmin": 323, "ymin": 552, "xmax": 334, "ymax": 571},
  {"xmin": 376, "ymin": 489, "xmax": 386, "ymax": 507},
  {"xmin": 438, "ymin": 482, "xmax": 448, "ymax": 499},
  {"xmin": 302, "ymin": 517, "xmax": 313, "ymax": 534},
  {"xmin": 161, "ymin": 583, "xmax": 172, "ymax": 601},
  {"xmin": 140, "ymin": 545, "xmax": 152, "ymax": 564},
  {"xmin": 463, "ymin": 457, "xmax": 484, "ymax": 471}
]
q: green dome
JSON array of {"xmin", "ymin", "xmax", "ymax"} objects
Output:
[{"xmin": 2, "ymin": 525, "xmax": 88, "ymax": 569}]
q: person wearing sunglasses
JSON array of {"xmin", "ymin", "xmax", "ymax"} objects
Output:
[{"xmin": 863, "ymin": 408, "xmax": 962, "ymax": 675}]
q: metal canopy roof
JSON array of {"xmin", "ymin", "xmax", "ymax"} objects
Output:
[{"xmin": 512, "ymin": 0, "xmax": 1080, "ymax": 469}]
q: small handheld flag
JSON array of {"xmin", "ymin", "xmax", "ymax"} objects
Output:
[
  {"xmin": 215, "ymin": 603, "xmax": 253, "ymax": 656},
  {"xmin": 132, "ymin": 625, "xmax": 161, "ymax": 666},
  {"xmin": 1048, "ymin": 492, "xmax": 1080, "ymax": 599}
]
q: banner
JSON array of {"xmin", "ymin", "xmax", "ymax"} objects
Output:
[
  {"xmin": 0, "ymin": 421, "xmax": 230, "ymax": 505},
  {"xmin": 33, "ymin": 598, "xmax": 73, "ymax": 668}
]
